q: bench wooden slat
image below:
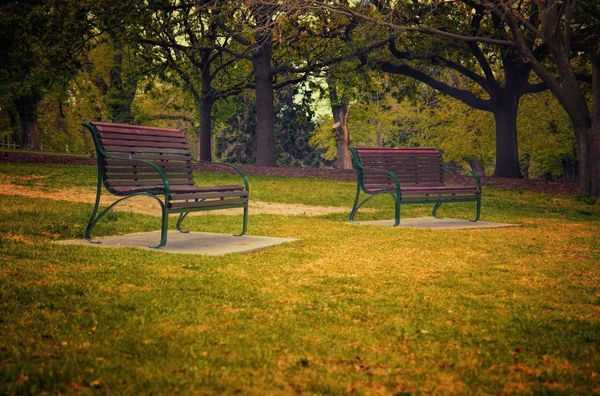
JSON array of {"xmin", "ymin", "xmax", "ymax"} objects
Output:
[
  {"xmin": 360, "ymin": 154, "xmax": 441, "ymax": 160},
  {"xmin": 170, "ymin": 191, "xmax": 248, "ymax": 201},
  {"xmin": 94, "ymin": 123, "xmax": 181, "ymax": 136},
  {"xmin": 106, "ymin": 173, "xmax": 193, "ymax": 181},
  {"xmin": 355, "ymin": 148, "xmax": 439, "ymax": 154},
  {"xmin": 98, "ymin": 132, "xmax": 187, "ymax": 143},
  {"xmin": 106, "ymin": 164, "xmax": 193, "ymax": 173},
  {"xmin": 100, "ymin": 139, "xmax": 189, "ymax": 149},
  {"xmin": 107, "ymin": 179, "xmax": 194, "ymax": 187},
  {"xmin": 170, "ymin": 185, "xmax": 245, "ymax": 193},
  {"xmin": 365, "ymin": 171, "xmax": 443, "ymax": 180},
  {"xmin": 104, "ymin": 146, "xmax": 192, "ymax": 155},
  {"xmin": 105, "ymin": 155, "xmax": 191, "ymax": 163},
  {"xmin": 362, "ymin": 156, "xmax": 442, "ymax": 162},
  {"xmin": 402, "ymin": 188, "xmax": 480, "ymax": 195},
  {"xmin": 169, "ymin": 198, "xmax": 247, "ymax": 210}
]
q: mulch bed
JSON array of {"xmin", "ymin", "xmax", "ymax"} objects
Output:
[{"xmin": 0, "ymin": 151, "xmax": 579, "ymax": 196}]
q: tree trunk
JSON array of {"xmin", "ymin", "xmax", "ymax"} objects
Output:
[
  {"xmin": 108, "ymin": 50, "xmax": 137, "ymax": 124},
  {"xmin": 15, "ymin": 95, "xmax": 40, "ymax": 150},
  {"xmin": 576, "ymin": 121, "xmax": 600, "ymax": 198},
  {"xmin": 492, "ymin": 97, "xmax": 522, "ymax": 178},
  {"xmin": 327, "ymin": 77, "xmax": 351, "ymax": 169},
  {"xmin": 198, "ymin": 95, "xmax": 214, "ymax": 161},
  {"xmin": 252, "ymin": 26, "xmax": 277, "ymax": 167}
]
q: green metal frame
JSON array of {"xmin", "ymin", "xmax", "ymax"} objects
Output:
[
  {"xmin": 82, "ymin": 122, "xmax": 249, "ymax": 248},
  {"xmin": 348, "ymin": 147, "xmax": 481, "ymax": 225}
]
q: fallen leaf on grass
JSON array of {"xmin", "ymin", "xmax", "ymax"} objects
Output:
[
  {"xmin": 90, "ymin": 380, "xmax": 102, "ymax": 388},
  {"xmin": 14, "ymin": 376, "xmax": 28, "ymax": 386},
  {"xmin": 72, "ymin": 382, "xmax": 87, "ymax": 391}
]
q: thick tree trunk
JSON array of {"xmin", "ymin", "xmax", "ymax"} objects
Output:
[
  {"xmin": 108, "ymin": 44, "xmax": 136, "ymax": 124},
  {"xmin": 327, "ymin": 77, "xmax": 351, "ymax": 169},
  {"xmin": 196, "ymin": 54, "xmax": 216, "ymax": 161},
  {"xmin": 492, "ymin": 97, "xmax": 522, "ymax": 178},
  {"xmin": 252, "ymin": 28, "xmax": 277, "ymax": 167},
  {"xmin": 576, "ymin": 121, "xmax": 600, "ymax": 198},
  {"xmin": 15, "ymin": 95, "xmax": 40, "ymax": 150},
  {"xmin": 333, "ymin": 108, "xmax": 351, "ymax": 169},
  {"xmin": 198, "ymin": 95, "xmax": 214, "ymax": 161}
]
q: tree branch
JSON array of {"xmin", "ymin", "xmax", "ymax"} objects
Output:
[
  {"xmin": 309, "ymin": 1, "xmax": 518, "ymax": 47},
  {"xmin": 372, "ymin": 59, "xmax": 493, "ymax": 111},
  {"xmin": 388, "ymin": 40, "xmax": 491, "ymax": 92}
]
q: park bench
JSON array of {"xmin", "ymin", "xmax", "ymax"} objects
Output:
[
  {"xmin": 349, "ymin": 147, "xmax": 481, "ymax": 225},
  {"xmin": 82, "ymin": 121, "xmax": 249, "ymax": 248}
]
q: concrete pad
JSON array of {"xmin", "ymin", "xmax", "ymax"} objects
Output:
[
  {"xmin": 56, "ymin": 231, "xmax": 296, "ymax": 255},
  {"xmin": 351, "ymin": 217, "xmax": 518, "ymax": 230}
]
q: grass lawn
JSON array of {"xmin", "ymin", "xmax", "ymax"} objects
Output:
[{"xmin": 0, "ymin": 162, "xmax": 599, "ymax": 394}]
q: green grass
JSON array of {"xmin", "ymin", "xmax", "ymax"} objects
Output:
[{"xmin": 1, "ymin": 162, "xmax": 599, "ymax": 394}]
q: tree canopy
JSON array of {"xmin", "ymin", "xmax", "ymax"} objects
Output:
[{"xmin": 1, "ymin": 0, "xmax": 598, "ymax": 197}]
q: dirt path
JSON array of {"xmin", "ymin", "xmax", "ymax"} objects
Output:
[{"xmin": 0, "ymin": 182, "xmax": 351, "ymax": 217}]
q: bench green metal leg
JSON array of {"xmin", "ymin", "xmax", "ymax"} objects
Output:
[
  {"xmin": 432, "ymin": 202, "xmax": 443, "ymax": 218},
  {"xmin": 85, "ymin": 177, "xmax": 104, "ymax": 244},
  {"xmin": 234, "ymin": 205, "xmax": 248, "ymax": 236},
  {"xmin": 176, "ymin": 212, "xmax": 190, "ymax": 233},
  {"xmin": 152, "ymin": 203, "xmax": 169, "ymax": 249},
  {"xmin": 393, "ymin": 198, "xmax": 401, "ymax": 226},
  {"xmin": 349, "ymin": 184, "xmax": 362, "ymax": 223},
  {"xmin": 471, "ymin": 198, "xmax": 481, "ymax": 222},
  {"xmin": 85, "ymin": 182, "xmax": 169, "ymax": 248}
]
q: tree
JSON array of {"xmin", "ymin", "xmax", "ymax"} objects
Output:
[
  {"xmin": 80, "ymin": 35, "xmax": 142, "ymax": 124},
  {"xmin": 366, "ymin": 0, "xmax": 549, "ymax": 178},
  {"xmin": 497, "ymin": 0, "xmax": 600, "ymax": 196},
  {"xmin": 220, "ymin": 1, "xmax": 389, "ymax": 166},
  {"xmin": 306, "ymin": 0, "xmax": 600, "ymax": 196},
  {"xmin": 138, "ymin": 1, "xmax": 251, "ymax": 160},
  {"xmin": 327, "ymin": 74, "xmax": 352, "ymax": 169},
  {"xmin": 0, "ymin": 0, "xmax": 95, "ymax": 150}
]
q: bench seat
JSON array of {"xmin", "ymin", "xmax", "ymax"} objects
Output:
[{"xmin": 349, "ymin": 147, "xmax": 481, "ymax": 225}]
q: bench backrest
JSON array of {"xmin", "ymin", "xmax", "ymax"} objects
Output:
[
  {"xmin": 88, "ymin": 122, "xmax": 195, "ymax": 192},
  {"xmin": 351, "ymin": 147, "xmax": 444, "ymax": 191}
]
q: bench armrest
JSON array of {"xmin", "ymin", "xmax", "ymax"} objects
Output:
[
  {"xmin": 358, "ymin": 165, "xmax": 402, "ymax": 193},
  {"xmin": 441, "ymin": 163, "xmax": 481, "ymax": 191},
  {"xmin": 193, "ymin": 159, "xmax": 249, "ymax": 193}
]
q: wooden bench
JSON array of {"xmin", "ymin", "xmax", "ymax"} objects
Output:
[
  {"xmin": 82, "ymin": 121, "xmax": 249, "ymax": 248},
  {"xmin": 349, "ymin": 147, "xmax": 481, "ymax": 225}
]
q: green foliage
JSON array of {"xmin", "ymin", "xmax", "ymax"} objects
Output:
[
  {"xmin": 37, "ymin": 92, "xmax": 91, "ymax": 155},
  {"xmin": 517, "ymin": 92, "xmax": 575, "ymax": 179},
  {"xmin": 0, "ymin": 0, "xmax": 93, "ymax": 107},
  {"xmin": 309, "ymin": 115, "xmax": 337, "ymax": 161},
  {"xmin": 407, "ymin": 95, "xmax": 496, "ymax": 174},
  {"xmin": 216, "ymin": 86, "xmax": 331, "ymax": 167},
  {"xmin": 215, "ymin": 93, "xmax": 257, "ymax": 164}
]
